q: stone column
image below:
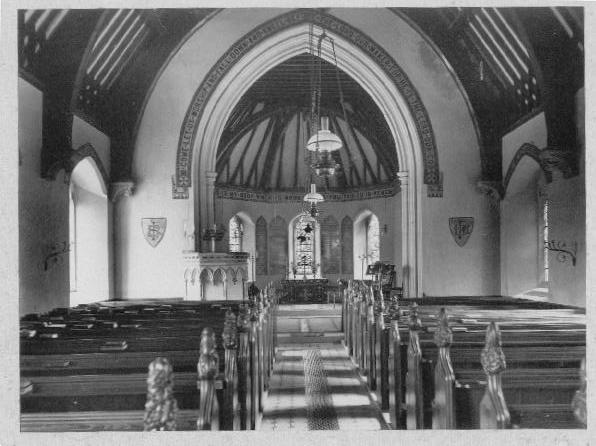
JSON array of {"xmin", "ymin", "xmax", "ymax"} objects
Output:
[
  {"xmin": 109, "ymin": 181, "xmax": 134, "ymax": 300},
  {"xmin": 201, "ymin": 171, "xmax": 218, "ymax": 251},
  {"xmin": 397, "ymin": 171, "xmax": 413, "ymax": 298}
]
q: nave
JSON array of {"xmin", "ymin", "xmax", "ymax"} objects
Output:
[
  {"xmin": 261, "ymin": 305, "xmax": 387, "ymax": 431},
  {"xmin": 19, "ymin": 282, "xmax": 587, "ymax": 432}
]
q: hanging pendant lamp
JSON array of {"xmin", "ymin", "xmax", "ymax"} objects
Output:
[{"xmin": 306, "ymin": 116, "xmax": 342, "ymax": 153}]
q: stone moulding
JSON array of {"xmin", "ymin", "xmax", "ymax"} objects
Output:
[
  {"xmin": 214, "ymin": 181, "xmax": 399, "ymax": 203},
  {"xmin": 173, "ymin": 9, "xmax": 440, "ymax": 199}
]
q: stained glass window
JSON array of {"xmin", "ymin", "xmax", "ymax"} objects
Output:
[{"xmin": 294, "ymin": 214, "xmax": 316, "ymax": 278}]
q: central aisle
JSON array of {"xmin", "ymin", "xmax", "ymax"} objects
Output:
[{"xmin": 261, "ymin": 305, "xmax": 388, "ymax": 431}]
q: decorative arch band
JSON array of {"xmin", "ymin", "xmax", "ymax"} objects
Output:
[{"xmin": 173, "ymin": 9, "xmax": 441, "ymax": 199}]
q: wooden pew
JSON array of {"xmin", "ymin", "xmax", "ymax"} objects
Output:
[
  {"xmin": 20, "ymin": 296, "xmax": 277, "ymax": 432},
  {"xmin": 341, "ymin": 284, "xmax": 586, "ymax": 430}
]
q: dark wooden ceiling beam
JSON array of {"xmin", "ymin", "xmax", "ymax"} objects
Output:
[
  {"xmin": 330, "ymin": 114, "xmax": 362, "ymax": 187},
  {"xmin": 217, "ymin": 106, "xmax": 299, "ymax": 170},
  {"xmin": 259, "ymin": 109, "xmax": 294, "ymax": 189},
  {"xmin": 245, "ymin": 117, "xmax": 275, "ymax": 187},
  {"xmin": 227, "ymin": 126, "xmax": 257, "ymax": 185}
]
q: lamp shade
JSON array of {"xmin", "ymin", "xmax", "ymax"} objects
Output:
[
  {"xmin": 306, "ymin": 117, "xmax": 342, "ymax": 152},
  {"xmin": 303, "ymin": 183, "xmax": 324, "ymax": 203}
]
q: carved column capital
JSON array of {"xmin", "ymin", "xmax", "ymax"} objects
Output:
[
  {"xmin": 205, "ymin": 170, "xmax": 218, "ymax": 184},
  {"xmin": 397, "ymin": 170, "xmax": 409, "ymax": 187},
  {"xmin": 476, "ymin": 180, "xmax": 504, "ymax": 201},
  {"xmin": 538, "ymin": 147, "xmax": 577, "ymax": 182},
  {"xmin": 109, "ymin": 181, "xmax": 134, "ymax": 203}
]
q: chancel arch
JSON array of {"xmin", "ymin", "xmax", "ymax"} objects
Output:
[{"xmin": 186, "ymin": 15, "xmax": 426, "ymax": 297}]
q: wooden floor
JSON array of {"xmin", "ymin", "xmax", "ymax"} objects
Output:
[{"xmin": 261, "ymin": 305, "xmax": 387, "ymax": 431}]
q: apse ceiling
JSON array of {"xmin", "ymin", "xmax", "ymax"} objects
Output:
[
  {"xmin": 216, "ymin": 54, "xmax": 397, "ymax": 191},
  {"xmin": 18, "ymin": 7, "xmax": 583, "ymax": 185}
]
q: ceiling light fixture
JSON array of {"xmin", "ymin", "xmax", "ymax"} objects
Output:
[{"xmin": 306, "ymin": 27, "xmax": 343, "ymax": 178}]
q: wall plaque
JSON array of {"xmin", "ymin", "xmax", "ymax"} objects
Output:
[
  {"xmin": 449, "ymin": 217, "xmax": 474, "ymax": 247},
  {"xmin": 142, "ymin": 218, "xmax": 167, "ymax": 248}
]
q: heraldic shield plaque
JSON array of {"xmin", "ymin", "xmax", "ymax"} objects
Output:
[
  {"xmin": 142, "ymin": 218, "xmax": 167, "ymax": 247},
  {"xmin": 449, "ymin": 217, "xmax": 474, "ymax": 247}
]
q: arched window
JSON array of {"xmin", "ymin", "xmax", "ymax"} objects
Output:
[
  {"xmin": 366, "ymin": 214, "xmax": 380, "ymax": 264},
  {"xmin": 354, "ymin": 210, "xmax": 380, "ymax": 279},
  {"xmin": 293, "ymin": 214, "xmax": 317, "ymax": 279},
  {"xmin": 229, "ymin": 215, "xmax": 243, "ymax": 252},
  {"xmin": 69, "ymin": 156, "xmax": 109, "ymax": 306}
]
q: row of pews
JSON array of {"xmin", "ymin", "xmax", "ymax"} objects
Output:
[
  {"xmin": 341, "ymin": 281, "xmax": 587, "ymax": 429},
  {"xmin": 20, "ymin": 286, "xmax": 278, "ymax": 431}
]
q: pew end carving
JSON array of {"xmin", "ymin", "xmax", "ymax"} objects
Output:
[
  {"xmin": 197, "ymin": 327, "xmax": 219, "ymax": 430},
  {"xmin": 571, "ymin": 357, "xmax": 587, "ymax": 427},
  {"xmin": 432, "ymin": 308, "xmax": 456, "ymax": 429},
  {"xmin": 143, "ymin": 357, "xmax": 178, "ymax": 431},
  {"xmin": 479, "ymin": 322, "xmax": 511, "ymax": 429}
]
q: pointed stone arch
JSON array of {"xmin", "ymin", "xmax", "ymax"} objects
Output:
[{"xmin": 178, "ymin": 10, "xmax": 428, "ymax": 296}]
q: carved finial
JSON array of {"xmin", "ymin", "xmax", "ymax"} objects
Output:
[
  {"xmin": 197, "ymin": 327, "xmax": 218, "ymax": 380},
  {"xmin": 434, "ymin": 308, "xmax": 452, "ymax": 348},
  {"xmin": 477, "ymin": 180, "xmax": 504, "ymax": 201},
  {"xmin": 480, "ymin": 322, "xmax": 506, "ymax": 375},
  {"xmin": 389, "ymin": 297, "xmax": 400, "ymax": 320},
  {"xmin": 408, "ymin": 304, "xmax": 422, "ymax": 331},
  {"xmin": 237, "ymin": 305, "xmax": 250, "ymax": 332},
  {"xmin": 571, "ymin": 358, "xmax": 587, "ymax": 426},
  {"xmin": 143, "ymin": 357, "xmax": 178, "ymax": 431},
  {"xmin": 222, "ymin": 310, "xmax": 237, "ymax": 349}
]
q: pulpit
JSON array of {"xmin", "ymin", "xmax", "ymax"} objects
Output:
[
  {"xmin": 184, "ymin": 252, "xmax": 250, "ymax": 301},
  {"xmin": 279, "ymin": 279, "xmax": 329, "ymax": 304}
]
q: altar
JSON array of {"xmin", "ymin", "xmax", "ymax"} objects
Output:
[{"xmin": 279, "ymin": 279, "xmax": 329, "ymax": 304}]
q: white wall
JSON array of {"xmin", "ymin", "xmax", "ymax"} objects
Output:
[
  {"xmin": 122, "ymin": 8, "xmax": 498, "ymax": 299},
  {"xmin": 500, "ymin": 103, "xmax": 585, "ymax": 307},
  {"xmin": 217, "ymin": 195, "xmax": 397, "ymax": 288},
  {"xmin": 70, "ymin": 183, "xmax": 110, "ymax": 305},
  {"xmin": 19, "ymin": 78, "xmax": 70, "ymax": 315}
]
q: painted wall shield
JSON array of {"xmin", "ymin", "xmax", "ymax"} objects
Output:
[
  {"xmin": 449, "ymin": 217, "xmax": 474, "ymax": 247},
  {"xmin": 142, "ymin": 218, "xmax": 167, "ymax": 247}
]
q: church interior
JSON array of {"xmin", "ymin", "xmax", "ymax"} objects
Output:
[{"xmin": 13, "ymin": 6, "xmax": 587, "ymax": 437}]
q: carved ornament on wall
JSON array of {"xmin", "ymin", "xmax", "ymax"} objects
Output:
[
  {"xmin": 142, "ymin": 218, "xmax": 167, "ymax": 248},
  {"xmin": 449, "ymin": 217, "xmax": 474, "ymax": 247}
]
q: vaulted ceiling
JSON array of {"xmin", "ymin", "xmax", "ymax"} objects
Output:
[
  {"xmin": 216, "ymin": 54, "xmax": 397, "ymax": 191},
  {"xmin": 18, "ymin": 7, "xmax": 583, "ymax": 186}
]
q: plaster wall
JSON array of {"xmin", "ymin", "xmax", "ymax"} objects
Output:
[
  {"xmin": 545, "ymin": 175, "xmax": 585, "ymax": 307},
  {"xmin": 19, "ymin": 78, "xmax": 69, "ymax": 315},
  {"xmin": 216, "ymin": 195, "xmax": 398, "ymax": 288},
  {"xmin": 70, "ymin": 186, "xmax": 110, "ymax": 305},
  {"xmin": 499, "ymin": 103, "xmax": 585, "ymax": 307},
  {"xmin": 124, "ymin": 8, "xmax": 498, "ymax": 299},
  {"xmin": 331, "ymin": 8, "xmax": 499, "ymax": 296}
]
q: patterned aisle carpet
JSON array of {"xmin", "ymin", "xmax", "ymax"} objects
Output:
[{"xmin": 261, "ymin": 343, "xmax": 388, "ymax": 431}]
